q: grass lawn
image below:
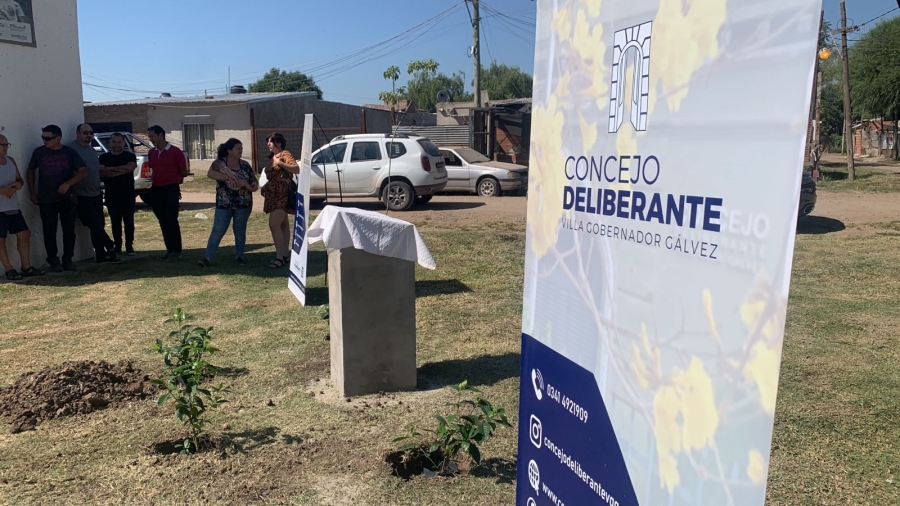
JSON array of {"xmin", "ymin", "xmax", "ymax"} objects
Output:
[
  {"xmin": 0, "ymin": 204, "xmax": 524, "ymax": 505},
  {"xmin": 0, "ymin": 199, "xmax": 897, "ymax": 504},
  {"xmin": 817, "ymin": 161, "xmax": 900, "ymax": 193},
  {"xmin": 181, "ymin": 173, "xmax": 219, "ymax": 193}
]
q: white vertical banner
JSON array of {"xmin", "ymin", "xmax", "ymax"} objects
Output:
[
  {"xmin": 288, "ymin": 114, "xmax": 313, "ymax": 305},
  {"xmin": 517, "ymin": 1, "xmax": 821, "ymax": 505}
]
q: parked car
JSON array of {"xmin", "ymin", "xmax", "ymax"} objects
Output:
[
  {"xmin": 799, "ymin": 171, "xmax": 816, "ymax": 217},
  {"xmin": 437, "ymin": 146, "xmax": 528, "ymax": 197},
  {"xmin": 259, "ymin": 133, "xmax": 448, "ymax": 211},
  {"xmin": 92, "ymin": 132, "xmax": 193, "ymax": 204}
]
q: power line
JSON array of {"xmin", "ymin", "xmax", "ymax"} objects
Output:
[
  {"xmin": 856, "ymin": 7, "xmax": 898, "ymax": 29},
  {"xmin": 82, "ymin": 3, "xmax": 465, "ymax": 99}
]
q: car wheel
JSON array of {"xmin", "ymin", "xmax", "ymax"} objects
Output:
[
  {"xmin": 414, "ymin": 195, "xmax": 433, "ymax": 205},
  {"xmin": 477, "ymin": 177, "xmax": 501, "ymax": 197},
  {"xmin": 138, "ymin": 193, "xmax": 152, "ymax": 206},
  {"xmin": 382, "ymin": 181, "xmax": 415, "ymax": 211}
]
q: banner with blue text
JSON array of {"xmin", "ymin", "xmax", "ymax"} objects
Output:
[
  {"xmin": 518, "ymin": 1, "xmax": 821, "ymax": 505},
  {"xmin": 289, "ymin": 114, "xmax": 313, "ymax": 306}
]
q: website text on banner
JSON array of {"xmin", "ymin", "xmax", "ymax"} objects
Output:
[
  {"xmin": 516, "ymin": 1, "xmax": 821, "ymax": 505},
  {"xmin": 289, "ymin": 113, "xmax": 313, "ymax": 305}
]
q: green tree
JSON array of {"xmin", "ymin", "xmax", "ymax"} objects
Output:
[
  {"xmin": 379, "ymin": 65, "xmax": 403, "ymax": 110},
  {"xmin": 479, "ymin": 63, "xmax": 533, "ymax": 100},
  {"xmin": 248, "ymin": 68, "xmax": 323, "ymax": 99},
  {"xmin": 819, "ymin": 56, "xmax": 844, "ymax": 149},
  {"xmin": 849, "ymin": 17, "xmax": 900, "ymax": 158},
  {"xmin": 380, "ymin": 59, "xmax": 474, "ymax": 113}
]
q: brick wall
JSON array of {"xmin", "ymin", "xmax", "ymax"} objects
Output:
[{"xmin": 84, "ymin": 103, "xmax": 150, "ymax": 133}]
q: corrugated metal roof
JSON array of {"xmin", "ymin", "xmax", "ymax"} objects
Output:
[
  {"xmin": 392, "ymin": 125, "xmax": 470, "ymax": 146},
  {"xmin": 85, "ymin": 92, "xmax": 316, "ymax": 107}
]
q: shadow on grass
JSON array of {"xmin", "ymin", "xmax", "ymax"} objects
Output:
[
  {"xmin": 19, "ymin": 246, "xmax": 327, "ymax": 287},
  {"xmin": 305, "ymin": 279, "xmax": 472, "ymax": 307},
  {"xmin": 470, "ymin": 457, "xmax": 517, "ymax": 484},
  {"xmin": 819, "ymin": 169, "xmax": 898, "ymax": 181},
  {"xmin": 217, "ymin": 366, "xmax": 250, "ymax": 378},
  {"xmin": 218, "ymin": 426, "xmax": 304, "ymax": 455},
  {"xmin": 415, "ymin": 279, "xmax": 472, "ymax": 297},
  {"xmin": 417, "ymin": 352, "xmax": 520, "ymax": 388},
  {"xmin": 319, "ymin": 200, "xmax": 485, "ymax": 212},
  {"xmin": 797, "ymin": 216, "xmax": 846, "ymax": 235}
]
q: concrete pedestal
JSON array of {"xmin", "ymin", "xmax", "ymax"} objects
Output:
[{"xmin": 328, "ymin": 247, "xmax": 417, "ymax": 397}]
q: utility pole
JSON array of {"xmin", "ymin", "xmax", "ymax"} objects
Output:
[
  {"xmin": 472, "ymin": 0, "xmax": 482, "ymax": 107},
  {"xmin": 839, "ymin": 0, "xmax": 855, "ymax": 180}
]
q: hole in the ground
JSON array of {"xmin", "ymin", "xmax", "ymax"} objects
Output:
[
  {"xmin": 150, "ymin": 436, "xmax": 216, "ymax": 455},
  {"xmin": 384, "ymin": 446, "xmax": 447, "ymax": 480}
]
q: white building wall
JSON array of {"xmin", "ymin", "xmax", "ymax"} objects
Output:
[{"xmin": 0, "ymin": 0, "xmax": 92, "ymax": 267}]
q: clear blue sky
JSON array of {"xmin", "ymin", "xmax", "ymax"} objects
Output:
[
  {"xmin": 77, "ymin": 0, "xmax": 537, "ymax": 105},
  {"xmin": 77, "ymin": 0, "xmax": 898, "ymax": 106}
]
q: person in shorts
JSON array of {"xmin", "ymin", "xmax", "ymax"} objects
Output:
[{"xmin": 0, "ymin": 134, "xmax": 44, "ymax": 280}]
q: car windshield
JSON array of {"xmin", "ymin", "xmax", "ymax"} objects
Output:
[{"xmin": 453, "ymin": 147, "xmax": 491, "ymax": 163}]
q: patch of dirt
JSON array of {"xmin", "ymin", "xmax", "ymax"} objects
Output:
[
  {"xmin": 0, "ymin": 360, "xmax": 150, "ymax": 434},
  {"xmin": 384, "ymin": 446, "xmax": 461, "ymax": 480},
  {"xmin": 304, "ymin": 377, "xmax": 443, "ymax": 410},
  {"xmin": 816, "ymin": 190, "xmax": 900, "ymax": 222},
  {"xmin": 150, "ymin": 435, "xmax": 216, "ymax": 456}
]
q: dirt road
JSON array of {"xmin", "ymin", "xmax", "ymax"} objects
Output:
[{"xmin": 178, "ymin": 193, "xmax": 528, "ymax": 227}]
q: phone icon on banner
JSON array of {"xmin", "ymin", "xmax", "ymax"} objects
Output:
[{"xmin": 531, "ymin": 369, "xmax": 544, "ymax": 400}]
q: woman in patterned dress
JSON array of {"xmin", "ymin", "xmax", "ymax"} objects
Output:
[{"xmin": 261, "ymin": 133, "xmax": 299, "ymax": 268}]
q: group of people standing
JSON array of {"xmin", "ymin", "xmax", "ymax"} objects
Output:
[
  {"xmin": 0, "ymin": 124, "xmax": 300, "ymax": 280},
  {"xmin": 198, "ymin": 132, "xmax": 299, "ymax": 268}
]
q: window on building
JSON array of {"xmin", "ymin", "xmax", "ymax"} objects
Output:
[{"xmin": 183, "ymin": 123, "xmax": 215, "ymax": 159}]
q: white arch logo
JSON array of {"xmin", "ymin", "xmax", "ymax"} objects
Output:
[{"xmin": 608, "ymin": 21, "xmax": 653, "ymax": 133}]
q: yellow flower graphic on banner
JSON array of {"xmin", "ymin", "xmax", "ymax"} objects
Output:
[
  {"xmin": 744, "ymin": 341, "xmax": 781, "ymax": 414},
  {"xmin": 528, "ymin": 95, "xmax": 567, "ymax": 259},
  {"xmin": 572, "ymin": 8, "xmax": 608, "ymax": 101},
  {"xmin": 651, "ymin": 0, "xmax": 727, "ymax": 113},
  {"xmin": 577, "ymin": 0, "xmax": 601, "ymax": 18},
  {"xmin": 652, "ymin": 358, "xmax": 719, "ymax": 493},
  {"xmin": 741, "ymin": 299, "xmax": 779, "ymax": 342},
  {"xmin": 747, "ymin": 449, "xmax": 767, "ymax": 484},
  {"xmin": 702, "ymin": 289, "xmax": 721, "ymax": 344}
]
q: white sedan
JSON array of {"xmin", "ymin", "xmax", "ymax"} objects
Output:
[{"xmin": 437, "ymin": 146, "xmax": 528, "ymax": 197}]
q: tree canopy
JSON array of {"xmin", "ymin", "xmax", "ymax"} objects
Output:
[
  {"xmin": 248, "ymin": 68, "xmax": 323, "ymax": 99},
  {"xmin": 379, "ymin": 60, "xmax": 532, "ymax": 113},
  {"xmin": 479, "ymin": 63, "xmax": 533, "ymax": 100},
  {"xmin": 850, "ymin": 16, "xmax": 900, "ymax": 120}
]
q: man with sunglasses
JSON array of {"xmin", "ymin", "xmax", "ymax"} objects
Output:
[
  {"xmin": 68, "ymin": 124, "xmax": 119, "ymax": 264},
  {"xmin": 26, "ymin": 124, "xmax": 87, "ymax": 272}
]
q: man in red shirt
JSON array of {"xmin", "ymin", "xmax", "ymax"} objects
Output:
[{"xmin": 147, "ymin": 125, "xmax": 188, "ymax": 260}]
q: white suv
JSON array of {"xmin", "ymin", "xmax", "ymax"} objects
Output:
[{"xmin": 263, "ymin": 134, "xmax": 448, "ymax": 211}]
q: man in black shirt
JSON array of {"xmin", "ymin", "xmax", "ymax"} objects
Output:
[
  {"xmin": 99, "ymin": 133, "xmax": 138, "ymax": 255},
  {"xmin": 26, "ymin": 124, "xmax": 87, "ymax": 272}
]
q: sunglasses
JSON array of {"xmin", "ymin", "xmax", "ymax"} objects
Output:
[
  {"xmin": 81, "ymin": 131, "xmax": 94, "ymax": 135},
  {"xmin": 41, "ymin": 136, "xmax": 58, "ymax": 142},
  {"xmin": 0, "ymin": 143, "xmax": 9, "ymax": 147}
]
